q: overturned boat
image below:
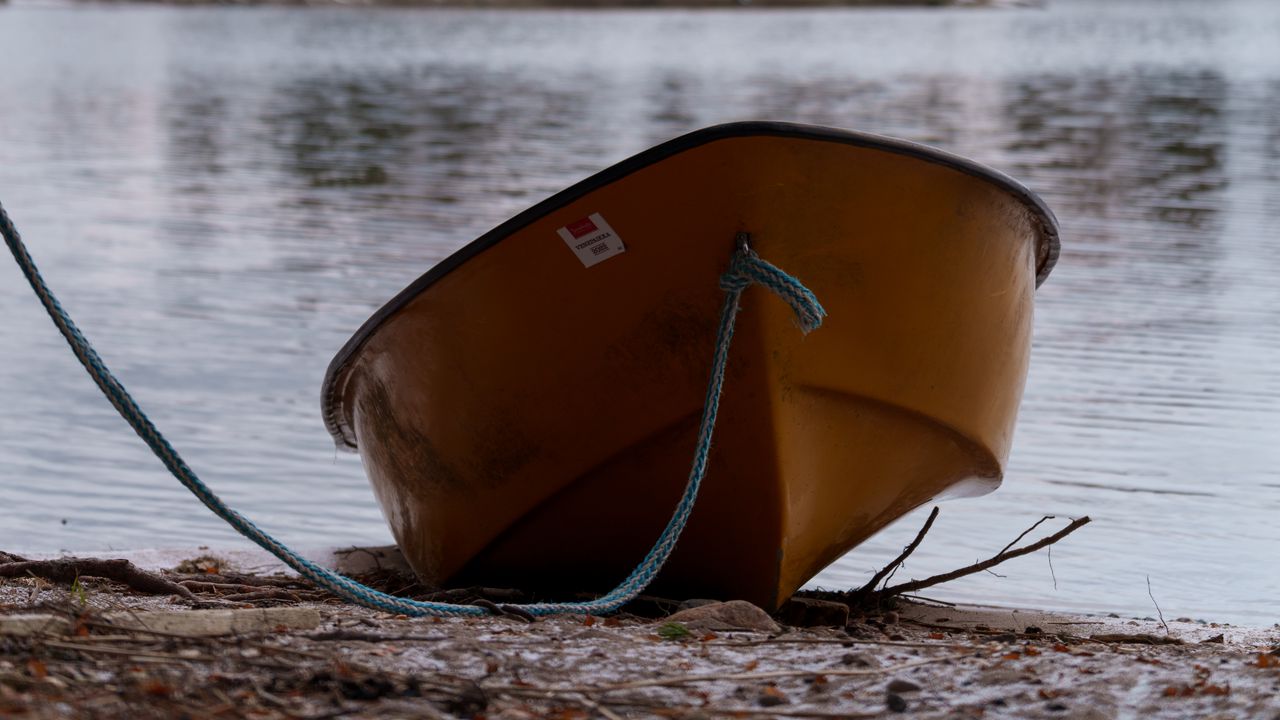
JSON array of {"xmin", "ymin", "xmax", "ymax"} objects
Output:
[{"xmin": 321, "ymin": 122, "xmax": 1059, "ymax": 610}]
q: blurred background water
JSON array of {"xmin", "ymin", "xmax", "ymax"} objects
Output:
[{"xmin": 1, "ymin": 0, "xmax": 1277, "ymax": 624}]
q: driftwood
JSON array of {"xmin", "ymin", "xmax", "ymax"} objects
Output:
[{"xmin": 0, "ymin": 557, "xmax": 197, "ymax": 601}]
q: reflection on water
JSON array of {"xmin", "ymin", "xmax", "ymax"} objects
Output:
[{"xmin": 1, "ymin": 0, "xmax": 1278, "ymax": 623}]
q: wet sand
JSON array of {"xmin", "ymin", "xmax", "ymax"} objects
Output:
[
  {"xmin": 76, "ymin": 0, "xmax": 991, "ymax": 7},
  {"xmin": 2, "ymin": 548, "xmax": 1277, "ymax": 719}
]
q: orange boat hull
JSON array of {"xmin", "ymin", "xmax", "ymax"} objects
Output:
[{"xmin": 322, "ymin": 123, "xmax": 1059, "ymax": 609}]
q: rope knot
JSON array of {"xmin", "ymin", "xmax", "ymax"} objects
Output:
[{"xmin": 719, "ymin": 244, "xmax": 827, "ymax": 334}]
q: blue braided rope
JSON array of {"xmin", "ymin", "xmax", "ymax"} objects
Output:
[{"xmin": 2, "ymin": 204, "xmax": 824, "ymax": 617}]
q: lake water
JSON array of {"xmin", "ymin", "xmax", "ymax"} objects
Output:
[{"xmin": 1, "ymin": 0, "xmax": 1277, "ymax": 625}]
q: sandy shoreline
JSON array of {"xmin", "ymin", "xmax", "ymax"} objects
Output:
[
  {"xmin": 2, "ymin": 548, "xmax": 1277, "ymax": 718},
  {"xmin": 58, "ymin": 0, "xmax": 1002, "ymax": 7}
]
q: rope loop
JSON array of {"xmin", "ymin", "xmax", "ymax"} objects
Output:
[
  {"xmin": 720, "ymin": 243, "xmax": 826, "ymax": 333},
  {"xmin": 2, "ymin": 201, "xmax": 824, "ymax": 618}
]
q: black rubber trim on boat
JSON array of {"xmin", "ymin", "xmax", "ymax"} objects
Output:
[{"xmin": 320, "ymin": 121, "xmax": 1062, "ymax": 449}]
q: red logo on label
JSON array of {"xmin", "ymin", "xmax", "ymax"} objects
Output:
[{"xmin": 566, "ymin": 217, "xmax": 599, "ymax": 239}]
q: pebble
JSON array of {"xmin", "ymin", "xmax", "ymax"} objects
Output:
[
  {"xmin": 840, "ymin": 651, "xmax": 877, "ymax": 668},
  {"xmin": 887, "ymin": 679, "xmax": 922, "ymax": 693},
  {"xmin": 886, "ymin": 692, "xmax": 908, "ymax": 712},
  {"xmin": 664, "ymin": 600, "xmax": 781, "ymax": 633},
  {"xmin": 775, "ymin": 598, "xmax": 850, "ymax": 628}
]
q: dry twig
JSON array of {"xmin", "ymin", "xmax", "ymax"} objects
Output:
[
  {"xmin": 879, "ymin": 516, "xmax": 1091, "ymax": 597},
  {"xmin": 855, "ymin": 506, "xmax": 940, "ymax": 596},
  {"xmin": 1146, "ymin": 575, "xmax": 1171, "ymax": 635}
]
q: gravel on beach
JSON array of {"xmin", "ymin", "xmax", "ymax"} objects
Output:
[{"xmin": 2, "ymin": 551, "xmax": 1278, "ymax": 719}]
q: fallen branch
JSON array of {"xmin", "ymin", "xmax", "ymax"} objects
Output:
[
  {"xmin": 855, "ymin": 506, "xmax": 939, "ymax": 596},
  {"xmin": 879, "ymin": 516, "xmax": 1091, "ymax": 597},
  {"xmin": 217, "ymin": 589, "xmax": 303, "ymax": 603},
  {"xmin": 0, "ymin": 551, "xmax": 30, "ymax": 564},
  {"xmin": 39, "ymin": 640, "xmax": 217, "ymax": 663},
  {"xmin": 0, "ymin": 558, "xmax": 197, "ymax": 601},
  {"xmin": 1089, "ymin": 633, "xmax": 1184, "ymax": 646},
  {"xmin": 306, "ymin": 630, "xmax": 452, "ymax": 643},
  {"xmin": 168, "ymin": 573, "xmax": 306, "ymax": 589},
  {"xmin": 707, "ymin": 636, "xmax": 978, "ymax": 651}
]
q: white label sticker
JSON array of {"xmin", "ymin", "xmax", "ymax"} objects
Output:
[{"xmin": 556, "ymin": 213, "xmax": 625, "ymax": 268}]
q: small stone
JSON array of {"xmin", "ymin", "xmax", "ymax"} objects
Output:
[
  {"xmin": 841, "ymin": 652, "xmax": 876, "ymax": 667},
  {"xmin": 775, "ymin": 598, "xmax": 850, "ymax": 628},
  {"xmin": 886, "ymin": 692, "xmax": 908, "ymax": 712},
  {"xmin": 888, "ymin": 634, "xmax": 907, "ymax": 641},
  {"xmin": 1200, "ymin": 634, "xmax": 1225, "ymax": 644},
  {"xmin": 887, "ymin": 679, "xmax": 921, "ymax": 693},
  {"xmin": 664, "ymin": 600, "xmax": 781, "ymax": 633},
  {"xmin": 883, "ymin": 611, "xmax": 900, "ymax": 625},
  {"xmin": 1047, "ymin": 702, "xmax": 1069, "ymax": 712},
  {"xmin": 1025, "ymin": 626, "xmax": 1043, "ymax": 634},
  {"xmin": 758, "ymin": 687, "xmax": 789, "ymax": 707}
]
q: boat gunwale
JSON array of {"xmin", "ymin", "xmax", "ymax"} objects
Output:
[{"xmin": 320, "ymin": 121, "xmax": 1062, "ymax": 449}]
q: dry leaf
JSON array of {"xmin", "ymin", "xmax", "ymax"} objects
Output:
[{"xmin": 142, "ymin": 681, "xmax": 173, "ymax": 697}]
